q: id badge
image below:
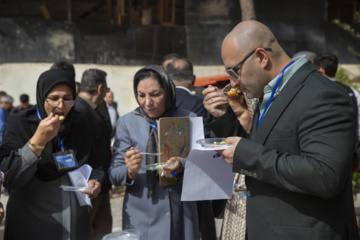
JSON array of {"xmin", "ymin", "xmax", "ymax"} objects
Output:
[{"xmin": 53, "ymin": 149, "xmax": 78, "ymax": 171}]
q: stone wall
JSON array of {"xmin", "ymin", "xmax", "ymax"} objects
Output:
[
  {"xmin": 0, "ymin": 0, "xmax": 359, "ymax": 65},
  {"xmin": 0, "ymin": 63, "xmax": 226, "ymax": 115}
]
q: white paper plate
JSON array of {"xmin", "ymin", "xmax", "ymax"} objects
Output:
[
  {"xmin": 145, "ymin": 162, "xmax": 166, "ymax": 171},
  {"xmin": 60, "ymin": 185, "xmax": 94, "ymax": 192},
  {"xmin": 139, "ymin": 152, "xmax": 162, "ymax": 156},
  {"xmin": 196, "ymin": 138, "xmax": 232, "ymax": 150}
]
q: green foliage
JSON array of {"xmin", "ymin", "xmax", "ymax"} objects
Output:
[
  {"xmin": 336, "ymin": 69, "xmax": 359, "ymax": 92},
  {"xmin": 332, "ymin": 12, "xmax": 360, "ymax": 59},
  {"xmin": 355, "ymin": 11, "xmax": 360, "ymax": 23},
  {"xmin": 332, "ymin": 19, "xmax": 360, "ymax": 40}
]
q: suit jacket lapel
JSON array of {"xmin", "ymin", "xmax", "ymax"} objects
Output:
[{"xmin": 252, "ymin": 61, "xmax": 316, "ymax": 144}]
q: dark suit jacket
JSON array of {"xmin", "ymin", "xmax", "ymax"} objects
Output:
[
  {"xmin": 75, "ymin": 97, "xmax": 112, "ymax": 193},
  {"xmin": 192, "ymin": 86, "xmax": 205, "ymax": 99},
  {"xmin": 176, "ymin": 87, "xmax": 211, "ymax": 137},
  {"xmin": 208, "ymin": 61, "xmax": 359, "ymax": 240},
  {"xmin": 96, "ymin": 101, "xmax": 112, "ymax": 138},
  {"xmin": 176, "ymin": 88, "xmax": 207, "ymax": 119}
]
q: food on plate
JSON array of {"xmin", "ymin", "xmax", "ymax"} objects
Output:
[
  {"xmin": 213, "ymin": 140, "xmax": 227, "ymax": 145},
  {"xmin": 227, "ymin": 88, "xmax": 241, "ymax": 96}
]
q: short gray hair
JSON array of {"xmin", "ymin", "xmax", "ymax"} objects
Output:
[
  {"xmin": 0, "ymin": 95, "xmax": 14, "ymax": 104},
  {"xmin": 80, "ymin": 68, "xmax": 107, "ymax": 94},
  {"xmin": 292, "ymin": 51, "xmax": 317, "ymax": 61}
]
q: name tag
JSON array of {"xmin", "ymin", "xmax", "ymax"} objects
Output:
[{"xmin": 53, "ymin": 149, "xmax": 78, "ymax": 171}]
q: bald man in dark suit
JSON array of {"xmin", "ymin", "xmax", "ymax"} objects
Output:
[{"xmin": 203, "ymin": 20, "xmax": 359, "ymax": 240}]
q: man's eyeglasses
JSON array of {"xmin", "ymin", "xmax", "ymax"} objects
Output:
[
  {"xmin": 46, "ymin": 98, "xmax": 75, "ymax": 107},
  {"xmin": 225, "ymin": 48, "xmax": 272, "ymax": 79}
]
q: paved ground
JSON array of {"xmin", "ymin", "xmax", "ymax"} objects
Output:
[
  {"xmin": 0, "ymin": 188, "xmax": 223, "ymax": 239},
  {"xmin": 6, "ymin": 188, "xmax": 360, "ymax": 239},
  {"xmin": 109, "ymin": 188, "xmax": 223, "ymax": 239}
]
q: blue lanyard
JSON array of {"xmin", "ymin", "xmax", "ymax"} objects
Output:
[
  {"xmin": 149, "ymin": 123, "xmax": 157, "ymax": 130},
  {"xmin": 56, "ymin": 136, "xmax": 66, "ymax": 151},
  {"xmin": 37, "ymin": 107, "xmax": 65, "ymax": 151},
  {"xmin": 36, "ymin": 107, "xmax": 42, "ymax": 120},
  {"xmin": 148, "ymin": 111, "xmax": 174, "ymax": 130},
  {"xmin": 257, "ymin": 61, "xmax": 294, "ymax": 128}
]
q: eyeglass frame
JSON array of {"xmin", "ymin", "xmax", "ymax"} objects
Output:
[
  {"xmin": 225, "ymin": 48, "xmax": 272, "ymax": 79},
  {"xmin": 45, "ymin": 98, "xmax": 75, "ymax": 107}
]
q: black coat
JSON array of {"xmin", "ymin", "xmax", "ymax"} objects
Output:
[
  {"xmin": 175, "ymin": 87, "xmax": 211, "ymax": 137},
  {"xmin": 75, "ymin": 97, "xmax": 112, "ymax": 193}
]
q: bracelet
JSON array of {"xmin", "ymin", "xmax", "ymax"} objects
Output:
[{"xmin": 28, "ymin": 140, "xmax": 45, "ymax": 150}]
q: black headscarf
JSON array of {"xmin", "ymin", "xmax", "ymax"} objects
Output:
[
  {"xmin": 0, "ymin": 69, "xmax": 92, "ymax": 182},
  {"xmin": 36, "ymin": 69, "xmax": 76, "ymax": 137},
  {"xmin": 132, "ymin": 65, "xmax": 176, "ymax": 197}
]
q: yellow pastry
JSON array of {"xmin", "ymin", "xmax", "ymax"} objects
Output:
[{"xmin": 227, "ymin": 88, "xmax": 241, "ymax": 96}]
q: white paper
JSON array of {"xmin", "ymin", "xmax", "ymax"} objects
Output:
[
  {"xmin": 189, "ymin": 117, "xmax": 205, "ymax": 149},
  {"xmin": 68, "ymin": 164, "xmax": 93, "ymax": 207},
  {"xmin": 181, "ymin": 149, "xmax": 235, "ymax": 201},
  {"xmin": 181, "ymin": 118, "xmax": 235, "ymax": 201}
]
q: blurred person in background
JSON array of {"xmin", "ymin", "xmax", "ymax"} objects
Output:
[
  {"xmin": 10, "ymin": 93, "xmax": 33, "ymax": 115},
  {"xmin": 162, "ymin": 53, "xmax": 181, "ymax": 71},
  {"xmin": 104, "ymin": 90, "xmax": 119, "ymax": 141},
  {"xmin": 0, "ymin": 95, "xmax": 13, "ymax": 145},
  {"xmin": 76, "ymin": 68, "xmax": 113, "ymax": 239}
]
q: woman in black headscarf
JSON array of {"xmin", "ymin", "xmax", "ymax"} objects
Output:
[
  {"xmin": 109, "ymin": 65, "xmax": 199, "ymax": 240},
  {"xmin": 0, "ymin": 69, "xmax": 102, "ymax": 240}
]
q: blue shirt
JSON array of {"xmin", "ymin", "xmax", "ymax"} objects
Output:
[
  {"xmin": 0, "ymin": 106, "xmax": 7, "ymax": 142},
  {"xmin": 259, "ymin": 55, "xmax": 308, "ymax": 117}
]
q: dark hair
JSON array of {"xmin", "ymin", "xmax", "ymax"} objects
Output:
[
  {"xmin": 80, "ymin": 69, "xmax": 107, "ymax": 94},
  {"xmin": 133, "ymin": 65, "xmax": 176, "ymax": 114},
  {"xmin": 162, "ymin": 53, "xmax": 181, "ymax": 70},
  {"xmin": 50, "ymin": 61, "xmax": 76, "ymax": 80},
  {"xmin": 20, "ymin": 94, "xmax": 29, "ymax": 103},
  {"xmin": 162, "ymin": 53, "xmax": 181, "ymax": 63},
  {"xmin": 134, "ymin": 69, "xmax": 164, "ymax": 91},
  {"xmin": 316, "ymin": 53, "xmax": 338, "ymax": 78},
  {"xmin": 166, "ymin": 58, "xmax": 193, "ymax": 82}
]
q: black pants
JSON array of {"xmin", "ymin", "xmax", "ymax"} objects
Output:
[{"xmin": 197, "ymin": 200, "xmax": 217, "ymax": 240}]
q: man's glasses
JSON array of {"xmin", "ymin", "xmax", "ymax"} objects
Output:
[
  {"xmin": 46, "ymin": 98, "xmax": 75, "ymax": 107},
  {"xmin": 225, "ymin": 48, "xmax": 272, "ymax": 79}
]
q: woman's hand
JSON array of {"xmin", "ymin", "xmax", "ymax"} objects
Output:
[
  {"xmin": 29, "ymin": 113, "xmax": 62, "ymax": 157},
  {"xmin": 33, "ymin": 112, "xmax": 62, "ymax": 143},
  {"xmin": 125, "ymin": 147, "xmax": 142, "ymax": 181},
  {"xmin": 162, "ymin": 157, "xmax": 183, "ymax": 179},
  {"xmin": 203, "ymin": 85, "xmax": 229, "ymax": 118},
  {"xmin": 85, "ymin": 179, "xmax": 101, "ymax": 199}
]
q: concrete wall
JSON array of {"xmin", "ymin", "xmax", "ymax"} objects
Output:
[
  {"xmin": 1, "ymin": 62, "xmax": 359, "ymax": 116},
  {"xmin": 0, "ymin": 63, "xmax": 225, "ymax": 116}
]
